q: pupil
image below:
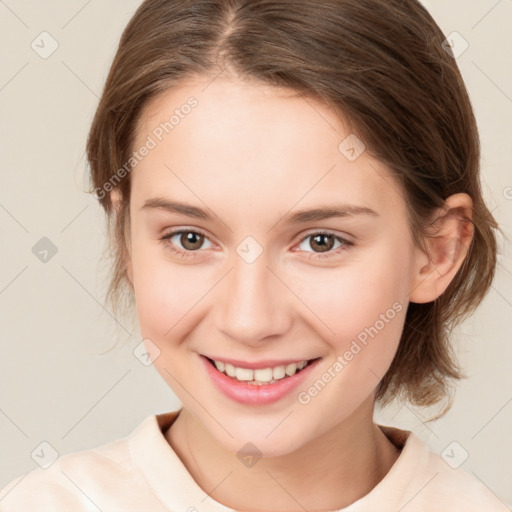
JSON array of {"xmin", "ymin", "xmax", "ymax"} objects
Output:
[
  {"xmin": 182, "ymin": 232, "xmax": 202, "ymax": 250},
  {"xmin": 312, "ymin": 234, "xmax": 333, "ymax": 253}
]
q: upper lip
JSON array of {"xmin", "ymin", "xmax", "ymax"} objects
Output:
[{"xmin": 202, "ymin": 354, "xmax": 319, "ymax": 369}]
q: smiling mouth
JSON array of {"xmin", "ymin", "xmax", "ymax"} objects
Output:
[{"xmin": 205, "ymin": 356, "xmax": 321, "ymax": 385}]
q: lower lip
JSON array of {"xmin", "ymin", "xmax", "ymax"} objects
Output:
[{"xmin": 201, "ymin": 355, "xmax": 320, "ymax": 405}]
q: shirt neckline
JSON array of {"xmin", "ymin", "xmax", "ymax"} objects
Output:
[{"xmin": 129, "ymin": 409, "xmax": 429, "ymax": 511}]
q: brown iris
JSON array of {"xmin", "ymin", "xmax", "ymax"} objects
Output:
[
  {"xmin": 309, "ymin": 233, "xmax": 335, "ymax": 253},
  {"xmin": 180, "ymin": 231, "xmax": 204, "ymax": 251}
]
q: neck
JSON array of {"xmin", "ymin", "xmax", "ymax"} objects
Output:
[{"xmin": 166, "ymin": 398, "xmax": 400, "ymax": 511}]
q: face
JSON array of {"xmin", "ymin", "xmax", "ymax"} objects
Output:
[{"xmin": 125, "ymin": 76, "xmax": 419, "ymax": 457}]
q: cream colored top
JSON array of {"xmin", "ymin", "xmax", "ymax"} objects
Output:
[{"xmin": 0, "ymin": 409, "xmax": 505, "ymax": 511}]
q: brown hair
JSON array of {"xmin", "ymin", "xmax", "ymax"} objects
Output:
[{"xmin": 86, "ymin": 0, "xmax": 501, "ymax": 416}]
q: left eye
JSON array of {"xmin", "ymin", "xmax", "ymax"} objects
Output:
[{"xmin": 296, "ymin": 232, "xmax": 351, "ymax": 255}]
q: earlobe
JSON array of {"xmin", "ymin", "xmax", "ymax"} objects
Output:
[{"xmin": 408, "ymin": 193, "xmax": 474, "ymax": 304}]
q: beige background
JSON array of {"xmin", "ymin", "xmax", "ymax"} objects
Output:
[{"xmin": 1, "ymin": 0, "xmax": 511, "ymax": 505}]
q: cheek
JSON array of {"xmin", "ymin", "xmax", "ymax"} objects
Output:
[
  {"xmin": 296, "ymin": 240, "xmax": 410, "ymax": 337},
  {"xmin": 292, "ymin": 241, "xmax": 410, "ymax": 389},
  {"xmin": 130, "ymin": 243, "xmax": 205, "ymax": 339}
]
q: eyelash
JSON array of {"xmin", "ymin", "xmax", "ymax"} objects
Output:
[{"xmin": 159, "ymin": 228, "xmax": 354, "ymax": 260}]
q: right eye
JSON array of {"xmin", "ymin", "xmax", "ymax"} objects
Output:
[{"xmin": 160, "ymin": 229, "xmax": 214, "ymax": 257}]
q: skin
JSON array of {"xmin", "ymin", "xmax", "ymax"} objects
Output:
[{"xmin": 116, "ymin": 75, "xmax": 474, "ymax": 511}]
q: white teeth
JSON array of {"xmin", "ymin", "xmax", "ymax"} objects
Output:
[
  {"xmin": 235, "ymin": 367, "xmax": 254, "ymax": 381},
  {"xmin": 211, "ymin": 358, "xmax": 311, "ymax": 383},
  {"xmin": 225, "ymin": 363, "xmax": 236, "ymax": 378},
  {"xmin": 272, "ymin": 365, "xmax": 286, "ymax": 380},
  {"xmin": 285, "ymin": 363, "xmax": 298, "ymax": 376},
  {"xmin": 253, "ymin": 368, "xmax": 273, "ymax": 382}
]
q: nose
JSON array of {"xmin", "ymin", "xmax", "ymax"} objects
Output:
[{"xmin": 213, "ymin": 251, "xmax": 292, "ymax": 346}]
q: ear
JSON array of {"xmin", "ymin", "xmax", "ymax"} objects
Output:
[
  {"xmin": 111, "ymin": 188, "xmax": 134, "ymax": 290},
  {"xmin": 409, "ymin": 193, "xmax": 474, "ymax": 304}
]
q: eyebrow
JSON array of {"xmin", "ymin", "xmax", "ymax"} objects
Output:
[{"xmin": 141, "ymin": 197, "xmax": 379, "ymax": 224}]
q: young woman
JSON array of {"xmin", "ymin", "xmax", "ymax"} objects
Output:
[{"xmin": 1, "ymin": 0, "xmax": 505, "ymax": 510}]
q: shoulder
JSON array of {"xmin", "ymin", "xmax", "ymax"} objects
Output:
[
  {"xmin": 0, "ymin": 415, "xmax": 168, "ymax": 511},
  {"xmin": 379, "ymin": 426, "xmax": 507, "ymax": 511},
  {"xmin": 0, "ymin": 438, "xmax": 139, "ymax": 511},
  {"xmin": 408, "ymin": 447, "xmax": 506, "ymax": 510}
]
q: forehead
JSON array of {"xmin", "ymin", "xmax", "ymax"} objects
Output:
[{"xmin": 130, "ymin": 77, "xmax": 407, "ymax": 223}]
